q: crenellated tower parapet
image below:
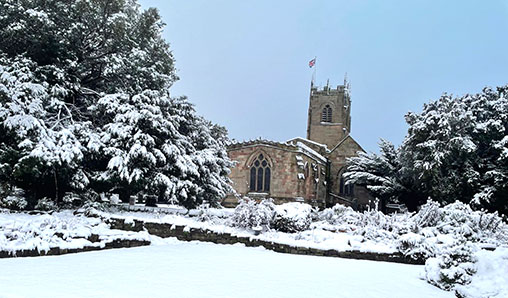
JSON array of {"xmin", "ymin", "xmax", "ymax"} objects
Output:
[{"xmin": 306, "ymin": 81, "xmax": 352, "ymax": 149}]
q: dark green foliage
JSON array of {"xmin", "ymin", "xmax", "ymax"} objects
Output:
[
  {"xmin": 345, "ymin": 87, "xmax": 508, "ymax": 214},
  {"xmin": 0, "ymin": 0, "xmax": 233, "ymax": 209}
]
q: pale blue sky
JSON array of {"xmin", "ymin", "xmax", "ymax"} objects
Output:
[{"xmin": 139, "ymin": 0, "xmax": 508, "ymax": 152}]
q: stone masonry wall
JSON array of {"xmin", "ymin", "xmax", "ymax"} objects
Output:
[
  {"xmin": 0, "ymin": 237, "xmax": 150, "ymax": 259},
  {"xmin": 225, "ymin": 143, "xmax": 326, "ymax": 207},
  {"xmin": 108, "ymin": 217, "xmax": 425, "ymax": 265},
  {"xmin": 327, "ymin": 137, "xmax": 374, "ymax": 206},
  {"xmin": 1, "ymin": 216, "xmax": 424, "ymax": 265},
  {"xmin": 307, "ymin": 86, "xmax": 350, "ymax": 149}
]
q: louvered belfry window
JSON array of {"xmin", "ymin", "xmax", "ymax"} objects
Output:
[
  {"xmin": 321, "ymin": 105, "xmax": 332, "ymax": 122},
  {"xmin": 249, "ymin": 154, "xmax": 271, "ymax": 192}
]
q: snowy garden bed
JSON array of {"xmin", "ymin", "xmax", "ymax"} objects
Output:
[
  {"xmin": 96, "ymin": 199, "xmax": 508, "ymax": 297},
  {"xmin": 1, "ymin": 199, "xmax": 507, "ymax": 297},
  {"xmin": 0, "ymin": 209, "xmax": 150, "ymax": 257}
]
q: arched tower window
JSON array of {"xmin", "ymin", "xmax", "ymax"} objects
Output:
[
  {"xmin": 249, "ymin": 153, "xmax": 271, "ymax": 192},
  {"xmin": 321, "ymin": 105, "xmax": 332, "ymax": 122}
]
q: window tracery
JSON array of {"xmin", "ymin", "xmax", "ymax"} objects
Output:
[
  {"xmin": 249, "ymin": 153, "xmax": 270, "ymax": 192},
  {"xmin": 321, "ymin": 105, "xmax": 332, "ymax": 122}
]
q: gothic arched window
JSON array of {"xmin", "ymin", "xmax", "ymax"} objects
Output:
[
  {"xmin": 321, "ymin": 105, "xmax": 332, "ymax": 122},
  {"xmin": 249, "ymin": 154, "xmax": 271, "ymax": 192}
]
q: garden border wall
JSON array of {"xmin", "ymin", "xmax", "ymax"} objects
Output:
[
  {"xmin": 0, "ymin": 216, "xmax": 424, "ymax": 264},
  {"xmin": 0, "ymin": 237, "xmax": 150, "ymax": 259},
  {"xmin": 109, "ymin": 217, "xmax": 425, "ymax": 265}
]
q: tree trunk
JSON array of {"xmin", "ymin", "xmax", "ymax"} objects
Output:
[{"xmin": 53, "ymin": 167, "xmax": 59, "ymax": 205}]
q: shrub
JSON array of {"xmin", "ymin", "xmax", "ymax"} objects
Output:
[
  {"xmin": 0, "ymin": 188, "xmax": 27, "ymax": 210},
  {"xmin": 424, "ymin": 238, "xmax": 478, "ymax": 291},
  {"xmin": 413, "ymin": 200, "xmax": 442, "ymax": 228},
  {"xmin": 318, "ymin": 204, "xmax": 363, "ymax": 226},
  {"xmin": 229, "ymin": 198, "xmax": 275, "ymax": 230},
  {"xmin": 195, "ymin": 204, "xmax": 230, "ymax": 224},
  {"xmin": 35, "ymin": 197, "xmax": 56, "ymax": 211},
  {"xmin": 273, "ymin": 202, "xmax": 312, "ymax": 233}
]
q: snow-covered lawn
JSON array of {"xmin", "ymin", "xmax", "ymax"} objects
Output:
[
  {"xmin": 0, "ymin": 238, "xmax": 453, "ymax": 298},
  {"xmin": 0, "ymin": 210, "xmax": 150, "ymax": 254}
]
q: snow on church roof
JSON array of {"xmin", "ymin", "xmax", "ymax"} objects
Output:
[
  {"xmin": 227, "ymin": 138, "xmax": 327, "ymax": 164},
  {"xmin": 293, "ymin": 141, "xmax": 327, "ymax": 163},
  {"xmin": 286, "ymin": 137, "xmax": 330, "ymax": 151}
]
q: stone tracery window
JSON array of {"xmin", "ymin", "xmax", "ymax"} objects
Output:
[
  {"xmin": 249, "ymin": 153, "xmax": 270, "ymax": 192},
  {"xmin": 321, "ymin": 104, "xmax": 332, "ymax": 122}
]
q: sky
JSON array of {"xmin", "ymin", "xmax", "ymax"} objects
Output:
[{"xmin": 139, "ymin": 0, "xmax": 508, "ymax": 152}]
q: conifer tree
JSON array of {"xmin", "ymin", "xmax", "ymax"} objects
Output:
[
  {"xmin": 345, "ymin": 87, "xmax": 508, "ymax": 214},
  {"xmin": 0, "ymin": 0, "xmax": 233, "ymax": 208}
]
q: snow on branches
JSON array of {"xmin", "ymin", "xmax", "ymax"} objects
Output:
[
  {"xmin": 344, "ymin": 86, "xmax": 508, "ymax": 214},
  {"xmin": 0, "ymin": 0, "xmax": 233, "ymax": 209}
]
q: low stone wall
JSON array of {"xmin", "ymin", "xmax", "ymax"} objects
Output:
[
  {"xmin": 108, "ymin": 217, "xmax": 424, "ymax": 265},
  {"xmin": 0, "ymin": 237, "xmax": 150, "ymax": 259},
  {"xmin": 1, "ymin": 216, "xmax": 424, "ymax": 264}
]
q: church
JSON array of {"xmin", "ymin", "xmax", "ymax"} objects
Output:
[{"xmin": 222, "ymin": 79, "xmax": 373, "ymax": 209}]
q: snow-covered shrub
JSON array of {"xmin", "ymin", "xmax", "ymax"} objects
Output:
[
  {"xmin": 81, "ymin": 200, "xmax": 112, "ymax": 213},
  {"xmin": 273, "ymin": 203, "xmax": 312, "ymax": 233},
  {"xmin": 454, "ymin": 247, "xmax": 508, "ymax": 298},
  {"xmin": 362, "ymin": 209, "xmax": 390, "ymax": 229},
  {"xmin": 0, "ymin": 188, "xmax": 27, "ymax": 210},
  {"xmin": 80, "ymin": 190, "xmax": 100, "ymax": 204},
  {"xmin": 424, "ymin": 238, "xmax": 478, "ymax": 291},
  {"xmin": 399, "ymin": 201, "xmax": 508, "ymax": 261},
  {"xmin": 386, "ymin": 212, "xmax": 413, "ymax": 235},
  {"xmin": 413, "ymin": 200, "xmax": 442, "ymax": 228},
  {"xmin": 316, "ymin": 204, "xmax": 413, "ymax": 240},
  {"xmin": 195, "ymin": 204, "xmax": 230, "ymax": 224},
  {"xmin": 35, "ymin": 197, "xmax": 56, "ymax": 211},
  {"xmin": 318, "ymin": 204, "xmax": 363, "ymax": 227},
  {"xmin": 398, "ymin": 232, "xmax": 436, "ymax": 260},
  {"xmin": 229, "ymin": 198, "xmax": 275, "ymax": 230},
  {"xmin": 437, "ymin": 201, "xmax": 507, "ymax": 243},
  {"xmin": 0, "ymin": 195, "xmax": 28, "ymax": 211},
  {"xmin": 61, "ymin": 193, "xmax": 82, "ymax": 209}
]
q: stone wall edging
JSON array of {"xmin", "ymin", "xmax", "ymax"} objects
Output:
[
  {"xmin": 0, "ymin": 216, "xmax": 424, "ymax": 264},
  {"xmin": 109, "ymin": 217, "xmax": 425, "ymax": 265},
  {"xmin": 0, "ymin": 238, "xmax": 150, "ymax": 259}
]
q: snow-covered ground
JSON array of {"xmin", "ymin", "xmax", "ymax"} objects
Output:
[
  {"xmin": 0, "ymin": 238, "xmax": 453, "ymax": 298},
  {"xmin": 1, "ymin": 202, "xmax": 507, "ymax": 297},
  {"xmin": 0, "ymin": 210, "xmax": 150, "ymax": 254}
]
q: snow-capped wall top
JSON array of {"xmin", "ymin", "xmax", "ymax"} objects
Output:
[{"xmin": 227, "ymin": 138, "xmax": 327, "ymax": 164}]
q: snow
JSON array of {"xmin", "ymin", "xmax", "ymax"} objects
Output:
[
  {"xmin": 287, "ymin": 137, "xmax": 329, "ymax": 151},
  {"xmin": 455, "ymin": 247, "xmax": 508, "ymax": 298},
  {"xmin": 99, "ymin": 200, "xmax": 508, "ymax": 259},
  {"xmin": 0, "ymin": 210, "xmax": 149, "ymax": 255},
  {"xmin": 0, "ymin": 239, "xmax": 453, "ymax": 298},
  {"xmin": 295, "ymin": 141, "xmax": 327, "ymax": 163}
]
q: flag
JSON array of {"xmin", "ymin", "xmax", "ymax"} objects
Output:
[{"xmin": 309, "ymin": 58, "xmax": 316, "ymax": 68}]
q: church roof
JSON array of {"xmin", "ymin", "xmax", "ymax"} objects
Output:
[
  {"xmin": 329, "ymin": 134, "xmax": 365, "ymax": 153},
  {"xmin": 227, "ymin": 138, "xmax": 327, "ymax": 164},
  {"xmin": 285, "ymin": 137, "xmax": 330, "ymax": 153}
]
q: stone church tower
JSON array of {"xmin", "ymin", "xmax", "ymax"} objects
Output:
[{"xmin": 306, "ymin": 82, "xmax": 352, "ymax": 149}]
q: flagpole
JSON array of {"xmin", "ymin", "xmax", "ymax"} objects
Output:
[
  {"xmin": 307, "ymin": 57, "xmax": 317, "ymax": 139},
  {"xmin": 312, "ymin": 56, "xmax": 317, "ymax": 86}
]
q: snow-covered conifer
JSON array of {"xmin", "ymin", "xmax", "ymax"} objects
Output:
[
  {"xmin": 0, "ymin": 0, "xmax": 233, "ymax": 209},
  {"xmin": 344, "ymin": 86, "xmax": 508, "ymax": 214}
]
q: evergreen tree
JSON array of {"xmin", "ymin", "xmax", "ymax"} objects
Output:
[
  {"xmin": 0, "ymin": 0, "xmax": 233, "ymax": 209},
  {"xmin": 344, "ymin": 139, "xmax": 424, "ymax": 211},
  {"xmin": 402, "ymin": 87, "xmax": 508, "ymax": 213},
  {"xmin": 344, "ymin": 86, "xmax": 508, "ymax": 214}
]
